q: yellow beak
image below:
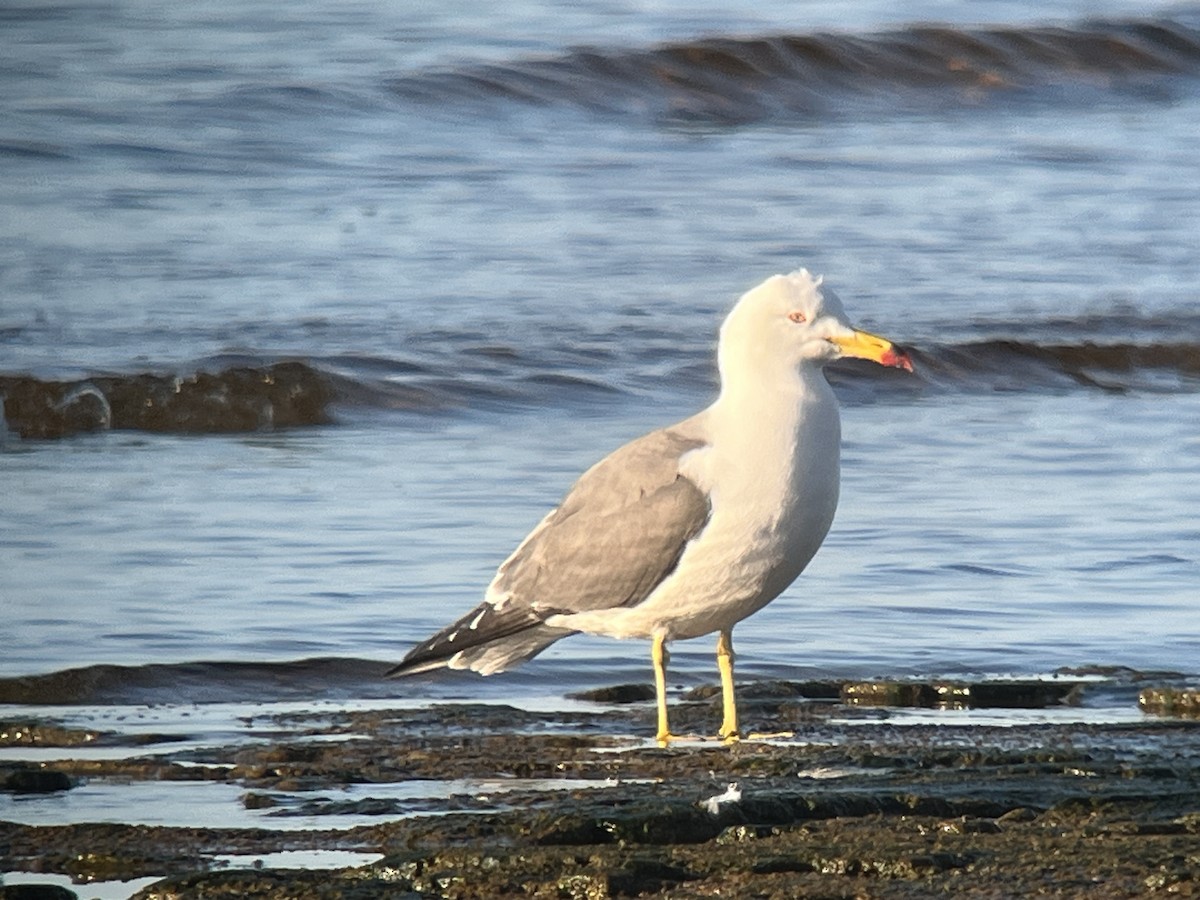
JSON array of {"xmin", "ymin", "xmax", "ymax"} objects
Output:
[{"xmin": 831, "ymin": 329, "xmax": 913, "ymax": 372}]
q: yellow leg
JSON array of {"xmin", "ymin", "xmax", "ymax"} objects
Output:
[
  {"xmin": 717, "ymin": 629, "xmax": 739, "ymax": 741},
  {"xmin": 652, "ymin": 634, "xmax": 673, "ymax": 745}
]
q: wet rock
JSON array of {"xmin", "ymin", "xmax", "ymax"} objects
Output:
[
  {"xmin": 750, "ymin": 855, "xmax": 818, "ymax": 875},
  {"xmin": 242, "ymin": 792, "xmax": 280, "ymax": 809},
  {"xmin": 1, "ymin": 363, "xmax": 332, "ymax": 439},
  {"xmin": 715, "ymin": 823, "xmax": 781, "ymax": 843},
  {"xmin": 683, "ymin": 680, "xmax": 841, "ymax": 702},
  {"xmin": 64, "ymin": 852, "xmax": 158, "ymax": 884},
  {"xmin": 606, "ymin": 858, "xmax": 698, "ymax": 895},
  {"xmin": 842, "ymin": 681, "xmax": 938, "ymax": 707},
  {"xmin": 841, "ymin": 679, "xmax": 1082, "ymax": 708},
  {"xmin": 533, "ymin": 803, "xmax": 725, "ymax": 846},
  {"xmin": 278, "ymin": 797, "xmax": 409, "ymax": 817},
  {"xmin": 3, "ymin": 768, "xmax": 72, "ymax": 793},
  {"xmin": 0, "ymin": 379, "xmax": 111, "ymax": 438},
  {"xmin": 0, "ymin": 886, "xmax": 79, "ymax": 899},
  {"xmin": 1140, "ymin": 687, "xmax": 1200, "ymax": 717},
  {"xmin": 0, "ymin": 722, "xmax": 101, "ymax": 747},
  {"xmin": 4, "ymin": 682, "xmax": 1200, "ymax": 898},
  {"xmin": 132, "ymin": 869, "xmax": 421, "ymax": 899},
  {"xmin": 937, "ymin": 816, "xmax": 1002, "ymax": 834},
  {"xmin": 996, "ymin": 806, "xmax": 1039, "ymax": 825},
  {"xmin": 568, "ymin": 684, "xmax": 656, "ymax": 703}
]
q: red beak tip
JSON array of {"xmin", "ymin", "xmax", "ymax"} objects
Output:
[{"xmin": 883, "ymin": 348, "xmax": 915, "ymax": 373}]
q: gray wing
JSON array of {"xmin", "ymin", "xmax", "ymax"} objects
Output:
[{"xmin": 389, "ymin": 422, "xmax": 710, "ymax": 676}]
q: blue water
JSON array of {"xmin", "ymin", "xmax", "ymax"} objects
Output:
[{"xmin": 2, "ymin": 0, "xmax": 1199, "ymax": 702}]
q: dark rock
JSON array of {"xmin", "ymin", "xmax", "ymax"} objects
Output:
[
  {"xmin": 966, "ymin": 680, "xmax": 1083, "ymax": 708},
  {"xmin": 0, "ymin": 379, "xmax": 110, "ymax": 438},
  {"xmin": 996, "ymin": 806, "xmax": 1039, "ymax": 825},
  {"xmin": 1140, "ymin": 687, "xmax": 1200, "ymax": 717},
  {"xmin": 751, "ymin": 856, "xmax": 817, "ymax": 874},
  {"xmin": 842, "ymin": 681, "xmax": 941, "ymax": 707},
  {"xmin": 842, "ymin": 679, "xmax": 1083, "ymax": 709},
  {"xmin": 3, "ymin": 768, "xmax": 72, "ymax": 793},
  {"xmin": 0, "ymin": 886, "xmax": 79, "ymax": 899},
  {"xmin": 0, "ymin": 722, "xmax": 102, "ymax": 747},
  {"xmin": 568, "ymin": 683, "xmax": 656, "ymax": 703},
  {"xmin": 241, "ymin": 792, "xmax": 279, "ymax": 809},
  {"xmin": 683, "ymin": 680, "xmax": 842, "ymax": 702},
  {"xmin": 131, "ymin": 869, "xmax": 421, "ymax": 899},
  {"xmin": 606, "ymin": 858, "xmax": 698, "ymax": 895},
  {"xmin": 1, "ymin": 363, "xmax": 332, "ymax": 439},
  {"xmin": 3, "ymin": 680, "xmax": 1200, "ymax": 898},
  {"xmin": 534, "ymin": 803, "xmax": 724, "ymax": 846}
]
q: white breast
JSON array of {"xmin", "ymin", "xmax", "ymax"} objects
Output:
[{"xmin": 567, "ymin": 370, "xmax": 842, "ymax": 642}]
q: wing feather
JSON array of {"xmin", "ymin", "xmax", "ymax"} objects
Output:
[{"xmin": 389, "ymin": 421, "xmax": 710, "ymax": 676}]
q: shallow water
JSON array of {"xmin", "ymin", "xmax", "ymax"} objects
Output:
[
  {"xmin": 0, "ymin": 687, "xmax": 1157, "ymax": 831},
  {"xmin": 5, "ymin": 390, "xmax": 1197, "ymax": 698},
  {"xmin": 3, "ymin": 0, "xmax": 1199, "ymax": 711}
]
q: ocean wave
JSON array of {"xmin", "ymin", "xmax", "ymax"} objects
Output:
[
  {"xmin": 0, "ymin": 658, "xmax": 393, "ymax": 706},
  {"xmin": 0, "ymin": 656, "xmax": 650, "ymax": 705},
  {"xmin": 0, "ymin": 362, "xmax": 332, "ymax": 440},
  {"xmin": 3, "ymin": 334, "xmax": 1198, "ymax": 438},
  {"xmin": 386, "ymin": 18, "xmax": 1200, "ymax": 122},
  {"xmin": 908, "ymin": 338, "xmax": 1200, "ymax": 392}
]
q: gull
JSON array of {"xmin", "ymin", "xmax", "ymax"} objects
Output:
[{"xmin": 388, "ymin": 269, "xmax": 912, "ymax": 743}]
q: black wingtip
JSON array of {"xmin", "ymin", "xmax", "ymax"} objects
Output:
[
  {"xmin": 384, "ymin": 650, "xmax": 449, "ymax": 679},
  {"xmin": 384, "ymin": 661, "xmax": 406, "ymax": 678},
  {"xmin": 385, "ymin": 602, "xmax": 547, "ymax": 680}
]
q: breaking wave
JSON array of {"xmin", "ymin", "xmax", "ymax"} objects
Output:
[
  {"xmin": 3, "ymin": 330, "xmax": 1198, "ymax": 439},
  {"xmin": 386, "ymin": 17, "xmax": 1200, "ymax": 122},
  {"xmin": 0, "ymin": 362, "xmax": 333, "ymax": 440},
  {"xmin": 909, "ymin": 338, "xmax": 1200, "ymax": 393},
  {"xmin": 0, "ymin": 658, "xmax": 393, "ymax": 706}
]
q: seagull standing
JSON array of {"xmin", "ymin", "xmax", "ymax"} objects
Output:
[{"xmin": 389, "ymin": 270, "xmax": 912, "ymax": 743}]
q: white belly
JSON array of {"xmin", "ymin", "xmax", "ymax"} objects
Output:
[
  {"xmin": 634, "ymin": 457, "xmax": 839, "ymax": 640},
  {"xmin": 553, "ymin": 391, "xmax": 842, "ymax": 643}
]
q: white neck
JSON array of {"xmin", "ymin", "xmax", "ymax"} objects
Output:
[
  {"xmin": 659, "ymin": 357, "xmax": 842, "ymax": 635},
  {"xmin": 711, "ymin": 359, "xmax": 834, "ymax": 435}
]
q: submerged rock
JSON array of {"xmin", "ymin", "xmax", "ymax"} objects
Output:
[
  {"xmin": 1, "ymin": 362, "xmax": 332, "ymax": 439},
  {"xmin": 567, "ymin": 683, "xmax": 657, "ymax": 703},
  {"xmin": 132, "ymin": 869, "xmax": 420, "ymax": 899},
  {"xmin": 2, "ymin": 680, "xmax": 1200, "ymax": 898},
  {"xmin": 0, "ymin": 885, "xmax": 80, "ymax": 899},
  {"xmin": 2, "ymin": 767, "xmax": 72, "ymax": 794},
  {"xmin": 0, "ymin": 722, "xmax": 101, "ymax": 747},
  {"xmin": 841, "ymin": 678, "xmax": 1083, "ymax": 708},
  {"xmin": 1140, "ymin": 686, "xmax": 1200, "ymax": 717}
]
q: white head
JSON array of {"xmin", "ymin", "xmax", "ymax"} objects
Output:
[{"xmin": 717, "ymin": 269, "xmax": 910, "ymax": 389}]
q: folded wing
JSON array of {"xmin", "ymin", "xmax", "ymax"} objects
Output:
[{"xmin": 389, "ymin": 424, "xmax": 711, "ymax": 676}]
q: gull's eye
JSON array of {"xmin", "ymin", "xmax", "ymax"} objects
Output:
[{"xmin": 788, "ymin": 311, "xmax": 807, "ymax": 324}]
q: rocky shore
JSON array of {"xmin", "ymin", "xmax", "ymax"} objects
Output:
[{"xmin": 3, "ymin": 678, "xmax": 1199, "ymax": 898}]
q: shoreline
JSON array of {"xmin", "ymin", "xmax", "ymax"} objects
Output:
[{"xmin": 3, "ymin": 678, "xmax": 1199, "ymax": 898}]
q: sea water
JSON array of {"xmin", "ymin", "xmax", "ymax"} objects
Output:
[{"xmin": 2, "ymin": 0, "xmax": 1199, "ymax": 706}]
